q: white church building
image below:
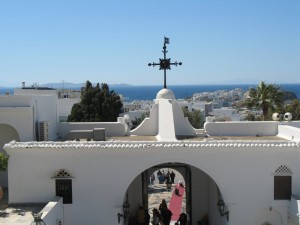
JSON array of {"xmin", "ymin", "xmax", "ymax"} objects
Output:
[{"xmin": 1, "ymin": 87, "xmax": 300, "ymax": 225}]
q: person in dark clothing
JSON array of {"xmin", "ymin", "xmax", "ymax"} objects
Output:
[
  {"xmin": 160, "ymin": 207, "xmax": 172, "ymax": 225},
  {"xmin": 157, "ymin": 170, "xmax": 162, "ymax": 176},
  {"xmin": 144, "ymin": 209, "xmax": 150, "ymax": 225},
  {"xmin": 170, "ymin": 171, "xmax": 176, "ymax": 184},
  {"xmin": 159, "ymin": 199, "xmax": 168, "ymax": 212},
  {"xmin": 177, "ymin": 213, "xmax": 187, "ymax": 225},
  {"xmin": 165, "ymin": 171, "xmax": 170, "ymax": 181},
  {"xmin": 152, "ymin": 208, "xmax": 162, "ymax": 225},
  {"xmin": 174, "ymin": 187, "xmax": 180, "ymax": 196}
]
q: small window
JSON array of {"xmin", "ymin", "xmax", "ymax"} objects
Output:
[
  {"xmin": 274, "ymin": 176, "xmax": 291, "ymax": 200},
  {"xmin": 56, "ymin": 179, "xmax": 72, "ymax": 204}
]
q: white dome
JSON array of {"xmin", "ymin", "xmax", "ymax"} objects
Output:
[{"xmin": 156, "ymin": 88, "xmax": 176, "ymax": 99}]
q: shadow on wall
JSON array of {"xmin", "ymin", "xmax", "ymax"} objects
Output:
[{"xmin": 0, "ymin": 124, "xmax": 20, "ymax": 187}]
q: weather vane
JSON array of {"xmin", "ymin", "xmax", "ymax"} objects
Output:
[{"xmin": 148, "ymin": 37, "xmax": 182, "ymax": 89}]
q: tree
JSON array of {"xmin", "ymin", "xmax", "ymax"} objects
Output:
[
  {"xmin": 242, "ymin": 111, "xmax": 262, "ymax": 121},
  {"xmin": 244, "ymin": 81, "xmax": 284, "ymax": 121},
  {"xmin": 0, "ymin": 152, "xmax": 9, "ymax": 172},
  {"xmin": 285, "ymin": 100, "xmax": 300, "ymax": 120},
  {"xmin": 276, "ymin": 99, "xmax": 300, "ymax": 121},
  {"xmin": 68, "ymin": 81, "xmax": 123, "ymax": 122},
  {"xmin": 130, "ymin": 112, "xmax": 150, "ymax": 130},
  {"xmin": 182, "ymin": 107, "xmax": 204, "ymax": 129}
]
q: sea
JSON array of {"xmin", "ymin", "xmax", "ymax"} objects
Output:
[{"xmin": 1, "ymin": 84, "xmax": 300, "ymax": 101}]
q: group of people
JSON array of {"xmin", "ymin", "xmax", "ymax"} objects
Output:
[
  {"xmin": 149, "ymin": 169, "xmax": 176, "ymax": 191},
  {"xmin": 136, "ymin": 200, "xmax": 187, "ymax": 225},
  {"xmin": 150, "ymin": 199, "xmax": 187, "ymax": 225},
  {"xmin": 157, "ymin": 170, "xmax": 176, "ymax": 184},
  {"xmin": 142, "ymin": 169, "xmax": 186, "ymax": 225},
  {"xmin": 155, "ymin": 170, "xmax": 176, "ymax": 191},
  {"xmin": 151, "ymin": 199, "xmax": 173, "ymax": 225}
]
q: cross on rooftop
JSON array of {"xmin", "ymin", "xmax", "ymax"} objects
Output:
[{"xmin": 148, "ymin": 37, "xmax": 182, "ymax": 89}]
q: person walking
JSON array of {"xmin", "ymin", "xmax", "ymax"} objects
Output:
[
  {"xmin": 152, "ymin": 208, "xmax": 162, "ymax": 225},
  {"xmin": 159, "ymin": 199, "xmax": 168, "ymax": 212},
  {"xmin": 150, "ymin": 174, "xmax": 155, "ymax": 187},
  {"xmin": 160, "ymin": 207, "xmax": 172, "ymax": 225},
  {"xmin": 170, "ymin": 171, "xmax": 176, "ymax": 184},
  {"xmin": 177, "ymin": 213, "xmax": 187, "ymax": 225}
]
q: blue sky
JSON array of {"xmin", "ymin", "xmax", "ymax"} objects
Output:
[{"xmin": 0, "ymin": 0, "xmax": 299, "ymax": 87}]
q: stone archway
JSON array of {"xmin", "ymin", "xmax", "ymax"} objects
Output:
[
  {"xmin": 125, "ymin": 162, "xmax": 227, "ymax": 225},
  {"xmin": 0, "ymin": 124, "xmax": 20, "ymax": 187}
]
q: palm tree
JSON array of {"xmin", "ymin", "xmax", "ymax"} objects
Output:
[{"xmin": 244, "ymin": 81, "xmax": 284, "ymax": 121}]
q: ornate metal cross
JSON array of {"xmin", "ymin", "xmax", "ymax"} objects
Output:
[{"xmin": 148, "ymin": 37, "xmax": 182, "ymax": 89}]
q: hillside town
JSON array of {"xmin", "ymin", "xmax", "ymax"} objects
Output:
[{"xmin": 45, "ymin": 85, "xmax": 298, "ymax": 126}]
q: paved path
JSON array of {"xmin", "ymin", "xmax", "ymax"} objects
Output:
[{"xmin": 148, "ymin": 168, "xmax": 186, "ymax": 223}]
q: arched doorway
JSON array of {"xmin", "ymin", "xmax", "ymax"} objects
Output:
[
  {"xmin": 0, "ymin": 124, "xmax": 20, "ymax": 187},
  {"xmin": 146, "ymin": 164, "xmax": 189, "ymax": 225},
  {"xmin": 125, "ymin": 162, "xmax": 227, "ymax": 225}
]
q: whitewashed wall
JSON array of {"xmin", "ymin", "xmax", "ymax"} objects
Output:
[
  {"xmin": 59, "ymin": 122, "xmax": 126, "ymax": 138},
  {"xmin": 0, "ymin": 107, "xmax": 34, "ymax": 141},
  {"xmin": 278, "ymin": 125, "xmax": 300, "ymax": 141},
  {"xmin": 204, "ymin": 121, "xmax": 279, "ymax": 136},
  {"xmin": 41, "ymin": 197, "xmax": 64, "ymax": 225},
  {"xmin": 130, "ymin": 104, "xmax": 158, "ymax": 136},
  {"xmin": 172, "ymin": 100, "xmax": 196, "ymax": 135},
  {"xmin": 0, "ymin": 95, "xmax": 31, "ymax": 107},
  {"xmin": 33, "ymin": 95, "xmax": 58, "ymax": 141},
  {"xmin": 190, "ymin": 166, "xmax": 210, "ymax": 223},
  {"xmin": 5, "ymin": 142, "xmax": 300, "ymax": 225},
  {"xmin": 0, "ymin": 95, "xmax": 59, "ymax": 141}
]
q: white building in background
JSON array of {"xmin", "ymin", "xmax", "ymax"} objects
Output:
[
  {"xmin": 1, "ymin": 88, "xmax": 300, "ymax": 225},
  {"xmin": 209, "ymin": 107, "xmax": 242, "ymax": 121}
]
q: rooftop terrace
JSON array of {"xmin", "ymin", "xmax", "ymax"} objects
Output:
[{"xmin": 107, "ymin": 134, "xmax": 286, "ymax": 142}]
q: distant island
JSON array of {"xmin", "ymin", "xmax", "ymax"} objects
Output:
[
  {"xmin": 42, "ymin": 82, "xmax": 134, "ymax": 89},
  {"xmin": 0, "ymin": 82, "xmax": 134, "ymax": 89}
]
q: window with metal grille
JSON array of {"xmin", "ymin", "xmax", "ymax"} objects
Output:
[
  {"xmin": 56, "ymin": 179, "xmax": 72, "ymax": 204},
  {"xmin": 274, "ymin": 176, "xmax": 291, "ymax": 200},
  {"xmin": 274, "ymin": 165, "xmax": 292, "ymax": 200}
]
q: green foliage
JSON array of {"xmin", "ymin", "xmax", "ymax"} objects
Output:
[
  {"xmin": 243, "ymin": 81, "xmax": 284, "ymax": 121},
  {"xmin": 68, "ymin": 81, "xmax": 123, "ymax": 122},
  {"xmin": 131, "ymin": 112, "xmax": 150, "ymax": 130},
  {"xmin": 0, "ymin": 152, "xmax": 9, "ymax": 172},
  {"xmin": 242, "ymin": 112, "xmax": 262, "ymax": 121},
  {"xmin": 285, "ymin": 100, "xmax": 300, "ymax": 120},
  {"xmin": 182, "ymin": 107, "xmax": 204, "ymax": 129},
  {"xmin": 276, "ymin": 99, "xmax": 300, "ymax": 120}
]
